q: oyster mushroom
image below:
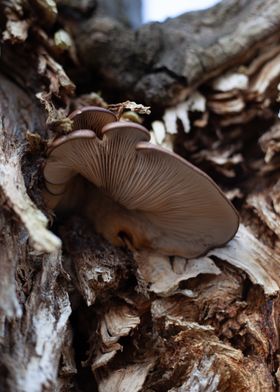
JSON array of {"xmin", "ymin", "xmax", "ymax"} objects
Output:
[{"xmin": 43, "ymin": 106, "xmax": 239, "ymax": 258}]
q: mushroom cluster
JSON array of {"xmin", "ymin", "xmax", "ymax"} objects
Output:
[{"xmin": 43, "ymin": 106, "xmax": 239, "ymax": 258}]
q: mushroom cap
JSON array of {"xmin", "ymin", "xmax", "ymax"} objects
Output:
[
  {"xmin": 43, "ymin": 106, "xmax": 239, "ymax": 258},
  {"xmin": 69, "ymin": 106, "xmax": 117, "ymax": 138}
]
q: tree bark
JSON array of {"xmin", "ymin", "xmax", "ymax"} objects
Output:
[
  {"xmin": 76, "ymin": 0, "xmax": 280, "ymax": 106},
  {"xmin": 1, "ymin": 0, "xmax": 280, "ymax": 391}
]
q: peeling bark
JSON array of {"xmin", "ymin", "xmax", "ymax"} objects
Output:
[{"xmin": 1, "ymin": 0, "xmax": 280, "ymax": 391}]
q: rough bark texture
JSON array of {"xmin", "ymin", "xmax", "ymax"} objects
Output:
[
  {"xmin": 76, "ymin": 0, "xmax": 280, "ymax": 106},
  {"xmin": 1, "ymin": 0, "xmax": 280, "ymax": 391}
]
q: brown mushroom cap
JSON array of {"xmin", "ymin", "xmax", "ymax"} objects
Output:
[
  {"xmin": 69, "ymin": 106, "xmax": 117, "ymax": 137},
  {"xmin": 43, "ymin": 106, "xmax": 239, "ymax": 258}
]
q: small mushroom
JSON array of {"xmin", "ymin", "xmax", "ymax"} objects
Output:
[{"xmin": 43, "ymin": 106, "xmax": 239, "ymax": 258}]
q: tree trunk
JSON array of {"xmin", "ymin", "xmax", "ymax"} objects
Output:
[{"xmin": 1, "ymin": 0, "xmax": 280, "ymax": 391}]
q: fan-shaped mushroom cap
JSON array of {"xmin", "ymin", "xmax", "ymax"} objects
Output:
[{"xmin": 43, "ymin": 106, "xmax": 239, "ymax": 258}]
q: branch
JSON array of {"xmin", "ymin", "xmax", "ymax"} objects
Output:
[{"xmin": 76, "ymin": 0, "xmax": 280, "ymax": 106}]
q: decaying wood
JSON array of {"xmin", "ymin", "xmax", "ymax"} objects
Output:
[
  {"xmin": 76, "ymin": 0, "xmax": 280, "ymax": 106},
  {"xmin": 1, "ymin": 0, "xmax": 280, "ymax": 391}
]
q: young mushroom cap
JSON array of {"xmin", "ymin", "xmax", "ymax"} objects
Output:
[
  {"xmin": 69, "ymin": 106, "xmax": 117, "ymax": 137},
  {"xmin": 43, "ymin": 106, "xmax": 239, "ymax": 258}
]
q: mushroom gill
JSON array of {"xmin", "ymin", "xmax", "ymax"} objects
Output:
[{"xmin": 43, "ymin": 106, "xmax": 239, "ymax": 258}]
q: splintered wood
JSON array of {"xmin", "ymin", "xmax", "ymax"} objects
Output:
[{"xmin": 2, "ymin": 0, "xmax": 280, "ymax": 391}]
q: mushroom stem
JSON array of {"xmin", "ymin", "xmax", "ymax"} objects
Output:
[{"xmin": 85, "ymin": 184, "xmax": 160, "ymax": 252}]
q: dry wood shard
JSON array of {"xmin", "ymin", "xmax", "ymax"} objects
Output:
[
  {"xmin": 207, "ymin": 224, "xmax": 280, "ymax": 295},
  {"xmin": 0, "ymin": 148, "xmax": 61, "ymax": 253},
  {"xmin": 92, "ymin": 303, "xmax": 140, "ymax": 370},
  {"xmin": 135, "ymin": 252, "xmax": 221, "ymax": 297},
  {"xmin": 96, "ymin": 361, "xmax": 155, "ymax": 392}
]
